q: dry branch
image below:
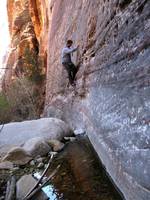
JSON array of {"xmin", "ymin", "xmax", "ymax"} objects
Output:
[
  {"xmin": 25, "ymin": 165, "xmax": 61, "ymax": 200},
  {"xmin": 23, "ymin": 154, "xmax": 54, "ymax": 200}
]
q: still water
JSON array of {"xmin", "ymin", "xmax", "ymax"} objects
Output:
[{"xmin": 36, "ymin": 137, "xmax": 123, "ymax": 200}]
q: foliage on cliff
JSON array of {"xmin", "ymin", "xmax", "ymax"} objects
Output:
[
  {"xmin": 0, "ymin": 92, "xmax": 11, "ymax": 123},
  {"xmin": 0, "ymin": 47, "xmax": 45, "ymax": 124}
]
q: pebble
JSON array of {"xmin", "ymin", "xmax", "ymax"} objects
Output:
[
  {"xmin": 37, "ymin": 162, "xmax": 44, "ymax": 169},
  {"xmin": 64, "ymin": 137, "xmax": 76, "ymax": 142},
  {"xmin": 29, "ymin": 160, "xmax": 35, "ymax": 166}
]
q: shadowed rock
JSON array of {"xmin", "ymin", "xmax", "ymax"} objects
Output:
[
  {"xmin": 2, "ymin": 147, "xmax": 32, "ymax": 165},
  {"xmin": 47, "ymin": 140, "xmax": 65, "ymax": 152},
  {"xmin": 16, "ymin": 174, "xmax": 48, "ymax": 200},
  {"xmin": 23, "ymin": 137, "xmax": 51, "ymax": 157}
]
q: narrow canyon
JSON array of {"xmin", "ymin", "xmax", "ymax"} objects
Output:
[{"xmin": 1, "ymin": 0, "xmax": 150, "ymax": 199}]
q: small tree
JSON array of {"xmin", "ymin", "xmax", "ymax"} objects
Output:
[
  {"xmin": 0, "ymin": 46, "xmax": 46, "ymax": 123},
  {"xmin": 5, "ymin": 77, "xmax": 39, "ymax": 121}
]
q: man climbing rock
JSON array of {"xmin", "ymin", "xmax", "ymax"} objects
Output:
[{"xmin": 61, "ymin": 40, "xmax": 79, "ymax": 86}]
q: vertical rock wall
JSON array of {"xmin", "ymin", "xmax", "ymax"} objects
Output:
[
  {"xmin": 3, "ymin": 0, "xmax": 50, "ymax": 89},
  {"xmin": 28, "ymin": 0, "xmax": 51, "ymax": 71},
  {"xmin": 4, "ymin": 0, "xmax": 36, "ymax": 87},
  {"xmin": 2, "ymin": 0, "xmax": 51, "ymax": 117},
  {"xmin": 4, "ymin": 0, "xmax": 150, "ymax": 199},
  {"xmin": 45, "ymin": 1, "xmax": 150, "ymax": 200}
]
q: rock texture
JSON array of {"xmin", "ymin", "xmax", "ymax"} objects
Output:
[
  {"xmin": 0, "ymin": 118, "xmax": 73, "ymax": 146},
  {"xmin": 3, "ymin": 147, "xmax": 32, "ymax": 165},
  {"xmin": 23, "ymin": 137, "xmax": 51, "ymax": 157},
  {"xmin": 16, "ymin": 174, "xmax": 48, "ymax": 200},
  {"xmin": 4, "ymin": 0, "xmax": 38, "ymax": 86},
  {"xmin": 4, "ymin": 0, "xmax": 150, "ymax": 199},
  {"xmin": 3, "ymin": 0, "xmax": 50, "ymax": 87},
  {"xmin": 0, "ymin": 161, "xmax": 14, "ymax": 170},
  {"xmin": 44, "ymin": 1, "xmax": 150, "ymax": 200},
  {"xmin": 2, "ymin": 0, "xmax": 50, "ymax": 117},
  {"xmin": 47, "ymin": 140, "xmax": 65, "ymax": 152}
]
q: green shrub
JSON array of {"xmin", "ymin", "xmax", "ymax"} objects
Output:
[
  {"xmin": 0, "ymin": 46, "xmax": 45, "ymax": 123},
  {"xmin": 0, "ymin": 92, "xmax": 12, "ymax": 124},
  {"xmin": 5, "ymin": 77, "xmax": 39, "ymax": 121}
]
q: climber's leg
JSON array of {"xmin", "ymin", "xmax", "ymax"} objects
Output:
[
  {"xmin": 69, "ymin": 62, "xmax": 78, "ymax": 81},
  {"xmin": 62, "ymin": 63, "xmax": 74, "ymax": 85}
]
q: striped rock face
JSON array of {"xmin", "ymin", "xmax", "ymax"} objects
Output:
[
  {"xmin": 44, "ymin": 1, "xmax": 150, "ymax": 200},
  {"xmin": 3, "ymin": 0, "xmax": 150, "ymax": 199}
]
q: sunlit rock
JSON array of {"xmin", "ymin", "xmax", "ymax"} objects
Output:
[{"xmin": 0, "ymin": 118, "xmax": 73, "ymax": 146}]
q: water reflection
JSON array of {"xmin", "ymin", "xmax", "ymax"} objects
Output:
[
  {"xmin": 42, "ymin": 185, "xmax": 58, "ymax": 200},
  {"xmin": 34, "ymin": 172, "xmax": 59, "ymax": 200},
  {"xmin": 35, "ymin": 137, "xmax": 123, "ymax": 200}
]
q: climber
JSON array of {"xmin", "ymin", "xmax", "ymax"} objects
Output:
[{"xmin": 61, "ymin": 40, "xmax": 79, "ymax": 86}]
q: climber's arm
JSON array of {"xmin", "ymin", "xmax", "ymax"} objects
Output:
[{"xmin": 63, "ymin": 47, "xmax": 78, "ymax": 54}]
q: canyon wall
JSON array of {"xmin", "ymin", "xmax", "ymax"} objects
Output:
[
  {"xmin": 2, "ymin": 0, "xmax": 52, "ymax": 117},
  {"xmin": 3, "ymin": 0, "xmax": 50, "ymax": 88},
  {"xmin": 45, "ymin": 0, "xmax": 150, "ymax": 200},
  {"xmin": 4, "ymin": 0, "xmax": 150, "ymax": 199}
]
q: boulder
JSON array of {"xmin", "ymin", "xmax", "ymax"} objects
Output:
[
  {"xmin": 0, "ymin": 144, "xmax": 18, "ymax": 159},
  {"xmin": 2, "ymin": 147, "xmax": 32, "ymax": 165},
  {"xmin": 0, "ymin": 161, "xmax": 14, "ymax": 170},
  {"xmin": 0, "ymin": 118, "xmax": 73, "ymax": 147},
  {"xmin": 23, "ymin": 137, "xmax": 51, "ymax": 157},
  {"xmin": 16, "ymin": 174, "xmax": 48, "ymax": 200},
  {"xmin": 47, "ymin": 140, "xmax": 65, "ymax": 152}
]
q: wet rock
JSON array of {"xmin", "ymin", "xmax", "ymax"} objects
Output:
[
  {"xmin": 2, "ymin": 147, "xmax": 32, "ymax": 165},
  {"xmin": 0, "ymin": 161, "xmax": 14, "ymax": 170},
  {"xmin": 16, "ymin": 174, "xmax": 48, "ymax": 200},
  {"xmin": 23, "ymin": 137, "xmax": 51, "ymax": 157},
  {"xmin": 47, "ymin": 140, "xmax": 65, "ymax": 152}
]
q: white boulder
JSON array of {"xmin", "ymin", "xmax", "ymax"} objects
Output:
[{"xmin": 0, "ymin": 118, "xmax": 73, "ymax": 146}]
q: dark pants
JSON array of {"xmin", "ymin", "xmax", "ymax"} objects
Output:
[{"xmin": 62, "ymin": 62, "xmax": 78, "ymax": 84}]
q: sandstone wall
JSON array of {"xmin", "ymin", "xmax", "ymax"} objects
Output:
[
  {"xmin": 45, "ymin": 1, "xmax": 150, "ymax": 199},
  {"xmin": 4, "ymin": 0, "xmax": 150, "ymax": 199},
  {"xmin": 3, "ymin": 0, "xmax": 50, "ymax": 88}
]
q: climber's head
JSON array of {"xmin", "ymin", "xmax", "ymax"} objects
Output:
[{"xmin": 66, "ymin": 40, "xmax": 73, "ymax": 48}]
